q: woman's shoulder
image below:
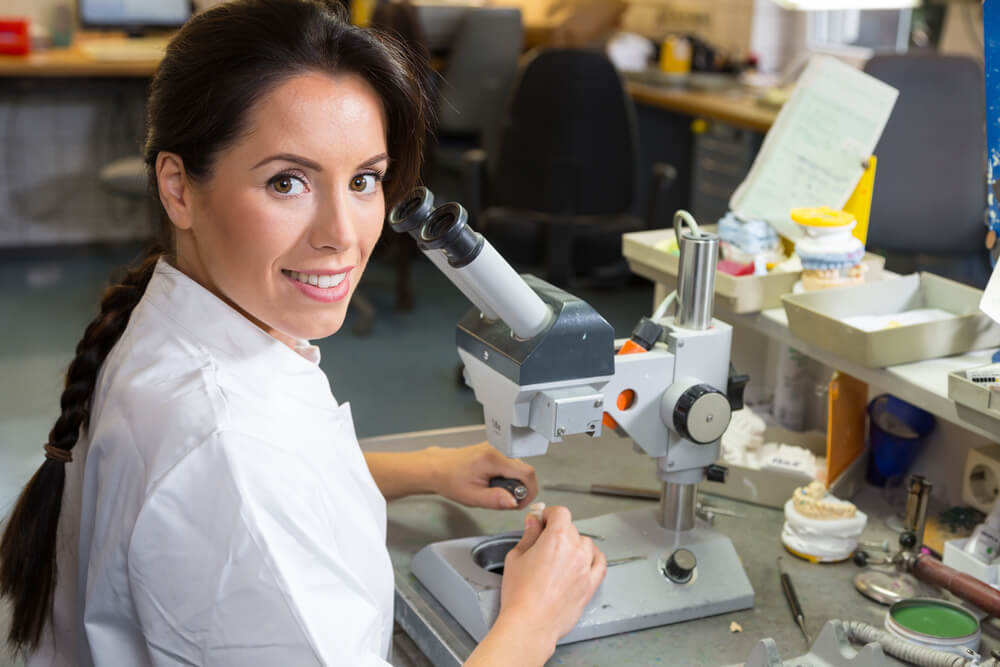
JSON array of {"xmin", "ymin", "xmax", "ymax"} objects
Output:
[{"xmin": 88, "ymin": 300, "xmax": 235, "ymax": 489}]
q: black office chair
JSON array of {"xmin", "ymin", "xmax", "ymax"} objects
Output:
[
  {"xmin": 461, "ymin": 48, "xmax": 672, "ymax": 286},
  {"xmin": 863, "ymin": 53, "xmax": 989, "ymax": 287},
  {"xmin": 345, "ymin": 0, "xmax": 434, "ymax": 334},
  {"xmin": 435, "ymin": 7, "xmax": 522, "ymax": 165}
]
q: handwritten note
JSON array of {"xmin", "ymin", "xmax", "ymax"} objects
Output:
[{"xmin": 729, "ymin": 56, "xmax": 898, "ymax": 240}]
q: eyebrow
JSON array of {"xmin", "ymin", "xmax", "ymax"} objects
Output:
[
  {"xmin": 252, "ymin": 153, "xmax": 322, "ymax": 171},
  {"xmin": 360, "ymin": 153, "xmax": 391, "ymax": 170},
  {"xmin": 251, "ymin": 152, "xmax": 390, "ymax": 172}
]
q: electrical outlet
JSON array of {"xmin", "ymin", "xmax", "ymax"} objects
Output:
[{"xmin": 963, "ymin": 445, "xmax": 1000, "ymax": 513}]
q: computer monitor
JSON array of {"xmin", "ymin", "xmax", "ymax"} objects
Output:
[{"xmin": 78, "ymin": 0, "xmax": 193, "ymax": 34}]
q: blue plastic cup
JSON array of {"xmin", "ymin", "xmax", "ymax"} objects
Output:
[{"xmin": 866, "ymin": 394, "xmax": 935, "ymax": 487}]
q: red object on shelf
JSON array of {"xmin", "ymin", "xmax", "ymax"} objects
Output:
[
  {"xmin": 0, "ymin": 19, "xmax": 30, "ymax": 55},
  {"xmin": 717, "ymin": 259, "xmax": 755, "ymax": 276}
]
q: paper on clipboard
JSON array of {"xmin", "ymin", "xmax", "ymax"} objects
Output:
[
  {"xmin": 729, "ymin": 56, "xmax": 898, "ymax": 240},
  {"xmin": 981, "ymin": 261, "xmax": 1000, "ymax": 325}
]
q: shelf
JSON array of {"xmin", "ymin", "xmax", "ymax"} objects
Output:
[{"xmin": 726, "ymin": 306, "xmax": 1000, "ymax": 443}]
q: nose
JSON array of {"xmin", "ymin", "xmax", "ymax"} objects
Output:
[{"xmin": 308, "ymin": 189, "xmax": 360, "ymax": 253}]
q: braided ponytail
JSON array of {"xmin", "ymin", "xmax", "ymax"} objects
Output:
[{"xmin": 0, "ymin": 247, "xmax": 163, "ymax": 653}]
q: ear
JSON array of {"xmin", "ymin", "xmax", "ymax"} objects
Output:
[{"xmin": 155, "ymin": 152, "xmax": 195, "ymax": 231}]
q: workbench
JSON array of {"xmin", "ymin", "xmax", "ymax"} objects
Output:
[
  {"xmin": 362, "ymin": 425, "xmax": 970, "ymax": 666},
  {"xmin": 626, "ymin": 82, "xmax": 777, "ymax": 134}
]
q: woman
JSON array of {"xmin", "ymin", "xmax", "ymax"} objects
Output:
[{"xmin": 0, "ymin": 1, "xmax": 606, "ymax": 665}]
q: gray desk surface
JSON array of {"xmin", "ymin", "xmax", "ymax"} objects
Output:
[{"xmin": 361, "ymin": 425, "xmax": 987, "ymax": 666}]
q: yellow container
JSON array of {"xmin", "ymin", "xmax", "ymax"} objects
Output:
[
  {"xmin": 659, "ymin": 35, "xmax": 691, "ymax": 75},
  {"xmin": 843, "ymin": 156, "xmax": 877, "ymax": 245},
  {"xmin": 790, "ymin": 206, "xmax": 855, "ymax": 228},
  {"xmin": 351, "ymin": 0, "xmax": 374, "ymax": 26}
]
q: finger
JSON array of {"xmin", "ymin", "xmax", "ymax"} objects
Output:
[
  {"xmin": 495, "ymin": 454, "xmax": 536, "ymax": 485},
  {"xmin": 589, "ymin": 548, "xmax": 607, "ymax": 591},
  {"xmin": 488, "ymin": 486, "xmax": 520, "ymax": 510},
  {"xmin": 483, "ymin": 452, "xmax": 538, "ymax": 504},
  {"xmin": 502, "ymin": 469, "xmax": 537, "ymax": 508},
  {"xmin": 514, "ymin": 464, "xmax": 539, "ymax": 505},
  {"xmin": 541, "ymin": 505, "xmax": 573, "ymax": 530},
  {"xmin": 512, "ymin": 513, "xmax": 543, "ymax": 553}
]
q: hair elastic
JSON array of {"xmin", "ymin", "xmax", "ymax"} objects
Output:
[{"xmin": 43, "ymin": 444, "xmax": 72, "ymax": 464}]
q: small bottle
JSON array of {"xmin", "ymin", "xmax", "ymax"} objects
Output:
[
  {"xmin": 773, "ymin": 346, "xmax": 809, "ymax": 431},
  {"xmin": 659, "ymin": 35, "xmax": 691, "ymax": 76},
  {"xmin": 965, "ymin": 496, "xmax": 1000, "ymax": 563}
]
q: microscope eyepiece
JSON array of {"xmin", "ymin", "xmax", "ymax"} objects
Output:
[
  {"xmin": 389, "ymin": 186, "xmax": 435, "ymax": 236},
  {"xmin": 419, "ymin": 202, "xmax": 483, "ymax": 268}
]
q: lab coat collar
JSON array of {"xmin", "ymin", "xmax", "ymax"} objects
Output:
[{"xmin": 143, "ymin": 259, "xmax": 336, "ymax": 410}]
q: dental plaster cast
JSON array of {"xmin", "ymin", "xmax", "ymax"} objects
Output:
[
  {"xmin": 720, "ymin": 408, "xmax": 820, "ymax": 481},
  {"xmin": 781, "ymin": 482, "xmax": 867, "ymax": 562}
]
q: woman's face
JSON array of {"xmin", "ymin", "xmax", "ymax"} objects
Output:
[{"xmin": 162, "ymin": 72, "xmax": 389, "ymax": 347}]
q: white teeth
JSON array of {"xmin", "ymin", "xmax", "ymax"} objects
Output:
[{"xmin": 285, "ymin": 269, "xmax": 347, "ymax": 289}]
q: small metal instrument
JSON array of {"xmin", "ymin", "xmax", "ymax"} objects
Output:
[{"xmin": 778, "ymin": 556, "xmax": 811, "ymax": 646}]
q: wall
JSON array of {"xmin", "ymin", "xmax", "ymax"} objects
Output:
[
  {"xmin": 619, "ymin": 0, "xmax": 757, "ymax": 59},
  {"xmin": 939, "ymin": 1, "xmax": 984, "ymax": 61},
  {"xmin": 613, "ymin": 0, "xmax": 832, "ymax": 76},
  {"xmin": 749, "ymin": 0, "xmax": 809, "ymax": 75},
  {"xmin": 5, "ymin": 0, "xmax": 73, "ymax": 34}
]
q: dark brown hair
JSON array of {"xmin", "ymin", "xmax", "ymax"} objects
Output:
[{"xmin": 0, "ymin": 0, "xmax": 429, "ymax": 653}]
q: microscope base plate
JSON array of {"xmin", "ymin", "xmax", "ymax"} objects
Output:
[{"xmin": 410, "ymin": 506, "xmax": 755, "ymax": 645}]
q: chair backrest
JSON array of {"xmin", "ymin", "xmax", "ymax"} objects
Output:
[
  {"xmin": 491, "ymin": 48, "xmax": 638, "ymax": 217},
  {"xmin": 863, "ymin": 54, "xmax": 985, "ymax": 255},
  {"xmin": 372, "ymin": 0, "xmax": 429, "ymax": 58},
  {"xmin": 437, "ymin": 7, "xmax": 523, "ymax": 147}
]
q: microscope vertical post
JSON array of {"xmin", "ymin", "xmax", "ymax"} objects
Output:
[
  {"xmin": 676, "ymin": 230, "xmax": 719, "ymax": 331},
  {"xmin": 659, "ymin": 226, "xmax": 721, "ymax": 532},
  {"xmin": 660, "ymin": 482, "xmax": 698, "ymax": 532}
]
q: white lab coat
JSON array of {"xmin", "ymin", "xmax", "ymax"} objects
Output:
[{"xmin": 29, "ymin": 259, "xmax": 394, "ymax": 666}]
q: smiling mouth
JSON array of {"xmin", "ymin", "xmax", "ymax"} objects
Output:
[{"xmin": 281, "ymin": 269, "xmax": 348, "ymax": 289}]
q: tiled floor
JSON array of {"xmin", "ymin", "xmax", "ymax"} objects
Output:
[{"xmin": 0, "ymin": 240, "xmax": 653, "ymax": 663}]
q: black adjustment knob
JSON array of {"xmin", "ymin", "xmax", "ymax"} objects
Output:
[
  {"xmin": 673, "ymin": 384, "xmax": 731, "ymax": 444},
  {"xmin": 706, "ymin": 464, "xmax": 728, "ymax": 483},
  {"xmin": 727, "ymin": 366, "xmax": 750, "ymax": 412},
  {"xmin": 630, "ymin": 317, "xmax": 664, "ymax": 350},
  {"xmin": 899, "ymin": 531, "xmax": 917, "ymax": 550},
  {"xmin": 853, "ymin": 549, "xmax": 869, "ymax": 567},
  {"xmin": 489, "ymin": 476, "xmax": 527, "ymax": 501},
  {"xmin": 663, "ymin": 548, "xmax": 696, "ymax": 584}
]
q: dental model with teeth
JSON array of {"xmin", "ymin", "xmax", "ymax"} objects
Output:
[
  {"xmin": 782, "ymin": 482, "xmax": 867, "ymax": 562},
  {"xmin": 0, "ymin": 3, "xmax": 603, "ymax": 666},
  {"xmin": 792, "ymin": 481, "xmax": 857, "ymax": 519}
]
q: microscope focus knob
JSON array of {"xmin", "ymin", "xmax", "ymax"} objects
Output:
[
  {"xmin": 663, "ymin": 548, "xmax": 697, "ymax": 584},
  {"xmin": 899, "ymin": 531, "xmax": 918, "ymax": 550},
  {"xmin": 673, "ymin": 384, "xmax": 732, "ymax": 444}
]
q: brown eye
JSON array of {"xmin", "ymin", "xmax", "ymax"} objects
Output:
[
  {"xmin": 350, "ymin": 174, "xmax": 377, "ymax": 194},
  {"xmin": 268, "ymin": 174, "xmax": 305, "ymax": 196}
]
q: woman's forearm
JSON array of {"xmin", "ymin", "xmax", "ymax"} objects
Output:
[
  {"xmin": 465, "ymin": 612, "xmax": 556, "ymax": 667},
  {"xmin": 363, "ymin": 448, "xmax": 442, "ymax": 500}
]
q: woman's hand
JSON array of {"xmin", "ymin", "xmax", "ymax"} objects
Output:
[
  {"xmin": 466, "ymin": 506, "xmax": 607, "ymax": 665},
  {"xmin": 429, "ymin": 443, "xmax": 538, "ymax": 510}
]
